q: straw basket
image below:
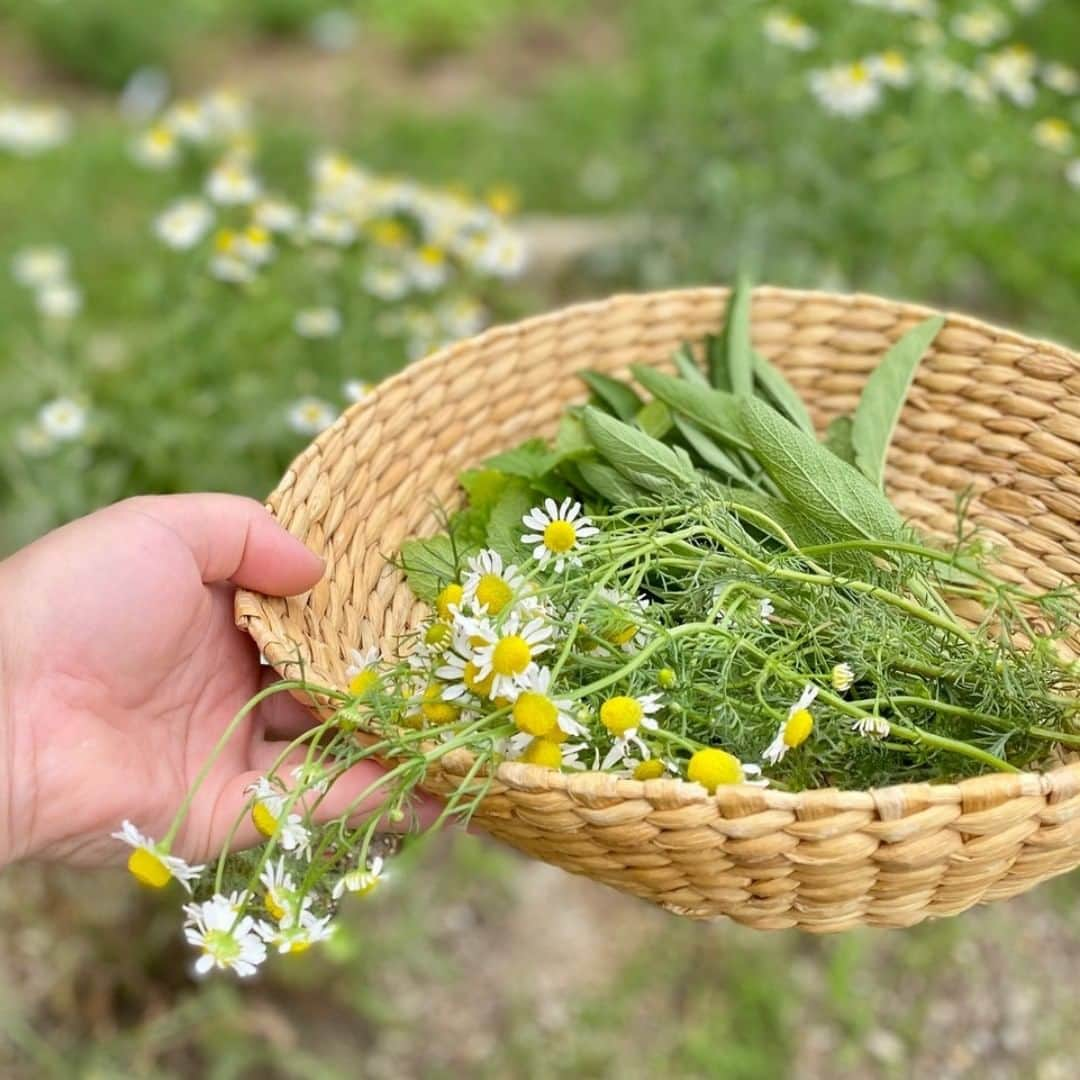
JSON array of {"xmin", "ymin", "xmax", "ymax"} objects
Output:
[{"xmin": 236, "ymin": 286, "xmax": 1080, "ymax": 932}]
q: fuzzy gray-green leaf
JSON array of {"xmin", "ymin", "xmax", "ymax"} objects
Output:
[
  {"xmin": 631, "ymin": 365, "xmax": 752, "ymax": 452},
  {"xmin": 752, "ymin": 350, "xmax": 815, "ymax": 434},
  {"xmin": 851, "ymin": 315, "xmax": 945, "ymax": 488},
  {"xmin": 673, "ymin": 415, "xmax": 760, "ymax": 489},
  {"xmin": 674, "ymin": 343, "xmax": 709, "ymax": 386},
  {"xmin": 576, "ymin": 459, "xmax": 644, "ymax": 505},
  {"xmin": 579, "ymin": 370, "xmax": 643, "ymax": 422},
  {"xmin": 721, "ymin": 277, "xmax": 754, "ymax": 397},
  {"xmin": 636, "ymin": 399, "xmax": 674, "ymax": 440},
  {"xmin": 739, "ymin": 397, "xmax": 905, "ymax": 541},
  {"xmin": 824, "ymin": 415, "xmax": 857, "ymax": 466},
  {"xmin": 582, "ymin": 406, "xmax": 696, "ymax": 493}
]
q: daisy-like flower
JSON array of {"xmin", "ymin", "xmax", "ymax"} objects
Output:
[
  {"xmin": 853, "ymin": 715, "xmax": 891, "ymax": 738},
  {"xmin": 1042, "ymin": 62, "xmax": 1079, "ymax": 97},
  {"xmin": 183, "ymin": 895, "xmax": 268, "ymax": 976},
  {"xmin": 306, "ymin": 209, "xmax": 357, "ymax": 247},
  {"xmin": 288, "ymin": 396, "xmax": 337, "ymax": 435},
  {"xmin": 407, "ymin": 244, "xmax": 450, "ymax": 291},
  {"xmin": 599, "ymin": 692, "xmax": 663, "ymax": 770},
  {"xmin": 591, "ymin": 587, "xmax": 650, "ymax": 651},
  {"xmin": 983, "ymin": 45, "xmax": 1038, "ymax": 106},
  {"xmin": 361, "ymin": 262, "xmax": 411, "ymax": 302},
  {"xmin": 202, "ymin": 88, "xmax": 251, "ymax": 137},
  {"xmin": 474, "ymin": 230, "xmax": 527, "ymax": 279},
  {"xmin": 333, "ymin": 855, "xmax": 385, "ymax": 900},
  {"xmin": 131, "ymin": 125, "xmax": 179, "ymax": 169},
  {"xmin": 205, "ymin": 158, "xmax": 261, "ymax": 205},
  {"xmin": 345, "ymin": 645, "xmax": 381, "ymax": 697},
  {"xmin": 343, "ymin": 379, "xmax": 372, "ymax": 403},
  {"xmin": 809, "ymin": 62, "xmax": 882, "ymax": 118},
  {"xmin": 460, "ymin": 549, "xmax": 526, "ymax": 617},
  {"xmin": 0, "ymin": 102, "xmax": 70, "ymax": 156},
  {"xmin": 463, "ymin": 611, "xmax": 554, "ymax": 701},
  {"xmin": 38, "ymin": 397, "xmax": 87, "ymax": 441},
  {"xmin": 15, "ymin": 424, "xmax": 53, "ymax": 456},
  {"xmin": 11, "ymin": 246, "xmax": 68, "ymax": 288},
  {"xmin": 208, "ymin": 231, "xmax": 256, "ymax": 284},
  {"xmin": 521, "ymin": 498, "xmax": 599, "ymax": 572},
  {"xmin": 436, "ymin": 296, "xmax": 486, "ymax": 339},
  {"xmin": 259, "ymin": 858, "xmax": 312, "ymax": 926},
  {"xmin": 686, "ymin": 748, "xmax": 743, "ymax": 793},
  {"xmin": 238, "ymin": 224, "xmax": 273, "ymax": 266},
  {"xmin": 951, "ymin": 8, "xmax": 1010, "ymax": 47},
  {"xmin": 293, "ymin": 306, "xmax": 342, "ymax": 339},
  {"xmin": 762, "ymin": 10, "xmax": 817, "ymax": 51},
  {"xmin": 37, "ymin": 283, "xmax": 82, "ymax": 320},
  {"xmin": 763, "ymin": 684, "xmax": 819, "ymax": 765},
  {"xmin": 831, "ymin": 662, "xmax": 855, "ymax": 692},
  {"xmin": 253, "ymin": 197, "xmax": 301, "ymax": 234},
  {"xmin": 246, "ymin": 777, "xmax": 313, "ymax": 856},
  {"xmin": 265, "ymin": 909, "xmax": 336, "ymax": 955},
  {"xmin": 868, "ymin": 50, "xmax": 913, "ymax": 89},
  {"xmin": 1034, "ymin": 118, "xmax": 1073, "ymax": 153},
  {"xmin": 164, "ymin": 99, "xmax": 212, "ymax": 143},
  {"xmin": 435, "ymin": 632, "xmax": 497, "ymax": 703},
  {"xmin": 1067, "ymin": 159, "xmax": 1080, "ymax": 189},
  {"xmin": 112, "ymin": 820, "xmax": 205, "ymax": 891},
  {"xmin": 508, "ymin": 666, "xmax": 581, "ymax": 744},
  {"xmin": 154, "ymin": 198, "xmax": 214, "ymax": 250},
  {"xmin": 759, "ymin": 597, "xmax": 775, "ymax": 623}
]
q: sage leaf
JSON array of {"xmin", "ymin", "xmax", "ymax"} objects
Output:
[
  {"xmin": 674, "ymin": 343, "xmax": 709, "ymax": 386},
  {"xmin": 579, "ymin": 370, "xmax": 643, "ymax": 422},
  {"xmin": 739, "ymin": 397, "xmax": 905, "ymax": 541},
  {"xmin": 850, "ymin": 315, "xmax": 945, "ymax": 488},
  {"xmin": 576, "ymin": 459, "xmax": 645, "ymax": 505},
  {"xmin": 582, "ymin": 406, "xmax": 696, "ymax": 493},
  {"xmin": 705, "ymin": 332, "xmax": 731, "ymax": 393},
  {"xmin": 824, "ymin": 415, "xmax": 857, "ymax": 466},
  {"xmin": 719, "ymin": 277, "xmax": 753, "ymax": 397},
  {"xmin": 752, "ymin": 350, "xmax": 815, "ymax": 435},
  {"xmin": 636, "ymin": 398, "xmax": 674, "ymax": 440},
  {"xmin": 673, "ymin": 414, "xmax": 760, "ymax": 490},
  {"xmin": 631, "ymin": 365, "xmax": 752, "ymax": 451}
]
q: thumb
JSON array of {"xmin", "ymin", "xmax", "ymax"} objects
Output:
[{"xmin": 119, "ymin": 493, "xmax": 325, "ymax": 596}]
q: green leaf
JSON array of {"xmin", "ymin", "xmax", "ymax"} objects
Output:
[
  {"xmin": 486, "ymin": 484, "xmax": 536, "ymax": 566},
  {"xmin": 751, "ymin": 351, "xmax": 815, "ymax": 435},
  {"xmin": 460, "ymin": 468, "xmax": 512, "ymax": 512},
  {"xmin": 553, "ymin": 411, "xmax": 592, "ymax": 460},
  {"xmin": 578, "ymin": 370, "xmax": 643, "ymax": 422},
  {"xmin": 721, "ymin": 277, "xmax": 754, "ymax": 397},
  {"xmin": 399, "ymin": 535, "xmax": 457, "ymax": 602},
  {"xmin": 739, "ymin": 397, "xmax": 905, "ymax": 542},
  {"xmin": 483, "ymin": 439, "xmax": 553, "ymax": 480},
  {"xmin": 582, "ymin": 406, "xmax": 697, "ymax": 493},
  {"xmin": 674, "ymin": 343, "xmax": 709, "ymax": 386},
  {"xmin": 673, "ymin": 415, "xmax": 760, "ymax": 489},
  {"xmin": 726, "ymin": 491, "xmax": 834, "ymax": 548},
  {"xmin": 824, "ymin": 415, "xmax": 857, "ymax": 466},
  {"xmin": 576, "ymin": 459, "xmax": 645, "ymax": 505},
  {"xmin": 631, "ymin": 365, "xmax": 752, "ymax": 452},
  {"xmin": 705, "ymin": 332, "xmax": 731, "ymax": 393},
  {"xmin": 636, "ymin": 398, "xmax": 674, "ymax": 440},
  {"xmin": 850, "ymin": 315, "xmax": 945, "ymax": 488}
]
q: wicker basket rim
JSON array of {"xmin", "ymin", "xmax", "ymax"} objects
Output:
[{"xmin": 238, "ymin": 284, "xmax": 1080, "ymax": 820}]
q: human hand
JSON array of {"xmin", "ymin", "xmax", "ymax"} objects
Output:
[{"xmin": 0, "ymin": 493, "xmax": 437, "ymax": 870}]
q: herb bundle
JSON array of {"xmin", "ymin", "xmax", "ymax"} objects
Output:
[{"xmin": 121, "ymin": 282, "xmax": 1079, "ymax": 975}]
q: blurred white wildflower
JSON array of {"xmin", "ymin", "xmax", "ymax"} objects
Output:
[
  {"xmin": 343, "ymin": 379, "xmax": 372, "ymax": 403},
  {"xmin": 38, "ymin": 397, "xmax": 87, "ymax": 441},
  {"xmin": 202, "ymin": 88, "xmax": 251, "ymax": 137},
  {"xmin": 1067, "ymin": 159, "xmax": 1080, "ymax": 189},
  {"xmin": 15, "ymin": 424, "xmax": 54, "ymax": 456},
  {"xmin": 11, "ymin": 246, "xmax": 69, "ymax": 288},
  {"xmin": 436, "ymin": 296, "xmax": 486, "ymax": 339},
  {"xmin": 982, "ymin": 45, "xmax": 1038, "ymax": 106},
  {"xmin": 809, "ymin": 62, "xmax": 882, "ymax": 117},
  {"xmin": 951, "ymin": 8, "xmax": 1010, "ymax": 47},
  {"xmin": 288, "ymin": 397, "xmax": 337, "ymax": 435},
  {"xmin": 361, "ymin": 261, "xmax": 410, "ymax": 301},
  {"xmin": 37, "ymin": 282, "xmax": 82, "ymax": 321},
  {"xmin": 407, "ymin": 244, "xmax": 450, "ymax": 291},
  {"xmin": 154, "ymin": 198, "xmax": 214, "ymax": 250},
  {"xmin": 131, "ymin": 125, "xmax": 179, "ymax": 169},
  {"xmin": 293, "ymin": 307, "xmax": 342, "ymax": 339},
  {"xmin": 763, "ymin": 10, "xmax": 817, "ymax": 51},
  {"xmin": 868, "ymin": 50, "xmax": 913, "ymax": 88},
  {"xmin": 206, "ymin": 158, "xmax": 261, "ymax": 205},
  {"xmin": 237, "ymin": 224, "xmax": 274, "ymax": 266},
  {"xmin": 0, "ymin": 101, "xmax": 71, "ymax": 155},
  {"xmin": 306, "ymin": 209, "xmax": 358, "ymax": 246},
  {"xmin": 253, "ymin": 197, "xmax": 301, "ymax": 234},
  {"xmin": 909, "ymin": 19, "xmax": 944, "ymax": 47},
  {"xmin": 209, "ymin": 251, "xmax": 255, "ymax": 285},
  {"xmin": 164, "ymin": 99, "xmax": 213, "ymax": 143},
  {"xmin": 1042, "ymin": 63, "xmax": 1079, "ymax": 96},
  {"xmin": 1034, "ymin": 118, "xmax": 1073, "ymax": 153}
]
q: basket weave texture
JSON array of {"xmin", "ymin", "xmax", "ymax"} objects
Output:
[{"xmin": 237, "ymin": 287, "xmax": 1080, "ymax": 932}]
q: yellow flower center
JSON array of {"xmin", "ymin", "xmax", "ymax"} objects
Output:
[
  {"xmin": 882, "ymin": 50, "xmax": 905, "ymax": 71},
  {"xmin": 148, "ymin": 127, "xmax": 173, "ymax": 149},
  {"xmin": 418, "ymin": 244, "xmax": 445, "ymax": 266},
  {"xmin": 475, "ymin": 573, "xmax": 513, "ymax": 615},
  {"xmin": 600, "ymin": 696, "xmax": 644, "ymax": 735},
  {"xmin": 348, "ymin": 668, "xmax": 379, "ymax": 698},
  {"xmin": 127, "ymin": 848, "xmax": 172, "ymax": 889},
  {"xmin": 425, "ymin": 621, "xmax": 451, "ymax": 646},
  {"xmin": 286, "ymin": 940, "xmax": 311, "ymax": 955},
  {"xmin": 265, "ymin": 892, "xmax": 286, "ymax": 922},
  {"xmin": 491, "ymin": 635, "xmax": 531, "ymax": 677},
  {"xmin": 634, "ymin": 759, "xmax": 665, "ymax": 781},
  {"xmin": 463, "ymin": 660, "xmax": 495, "ymax": 698},
  {"xmin": 245, "ymin": 224, "xmax": 269, "ymax": 246},
  {"xmin": 513, "ymin": 692, "xmax": 558, "ymax": 737},
  {"xmin": 370, "ymin": 219, "xmax": 407, "ymax": 247},
  {"xmin": 486, "ymin": 184, "xmax": 519, "ymax": 216},
  {"xmin": 784, "ymin": 709, "xmax": 814, "ymax": 748},
  {"xmin": 435, "ymin": 583, "xmax": 463, "ymax": 620},
  {"xmin": 850, "ymin": 62, "xmax": 869, "ymax": 84},
  {"xmin": 521, "ymin": 738, "xmax": 562, "ymax": 769},
  {"xmin": 421, "ymin": 685, "xmax": 459, "ymax": 724},
  {"xmin": 605, "ymin": 622, "xmax": 638, "ymax": 647},
  {"xmin": 252, "ymin": 801, "xmax": 279, "ymax": 838},
  {"xmin": 687, "ymin": 748, "xmax": 743, "ymax": 793},
  {"xmin": 214, "ymin": 228, "xmax": 238, "ymax": 254},
  {"xmin": 543, "ymin": 520, "xmax": 577, "ymax": 554}
]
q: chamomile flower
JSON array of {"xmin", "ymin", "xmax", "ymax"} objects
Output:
[
  {"xmin": 592, "ymin": 587, "xmax": 650, "ymax": 650},
  {"xmin": 464, "ymin": 612, "xmax": 554, "ymax": 700},
  {"xmin": 246, "ymin": 777, "xmax": 313, "ymax": 856},
  {"xmin": 253, "ymin": 197, "xmax": 301, "ymax": 234},
  {"xmin": 763, "ymin": 684, "xmax": 819, "ymax": 765},
  {"xmin": 361, "ymin": 261, "xmax": 411, "ymax": 301},
  {"xmin": 853, "ymin": 715, "xmax": 891, "ymax": 738},
  {"xmin": 238, "ymin": 224, "xmax": 274, "ymax": 265},
  {"xmin": 345, "ymin": 646, "xmax": 381, "ymax": 697},
  {"xmin": 132, "ymin": 125, "xmax": 178, "ymax": 169},
  {"xmin": 205, "ymin": 158, "xmax": 261, "ymax": 205},
  {"xmin": 952, "ymin": 7, "xmax": 1010, "ymax": 47},
  {"xmin": 509, "ymin": 666, "xmax": 580, "ymax": 741},
  {"xmin": 288, "ymin": 396, "xmax": 337, "ymax": 435},
  {"xmin": 343, "ymin": 379, "xmax": 372, "ymax": 403},
  {"xmin": 293, "ymin": 306, "xmax": 342, "ymax": 339},
  {"xmin": 38, "ymin": 397, "xmax": 87, "ymax": 441},
  {"xmin": 164, "ymin": 99, "xmax": 212, "ymax": 143},
  {"xmin": 476, "ymin": 230, "xmax": 527, "ymax": 278},
  {"xmin": 1042, "ymin": 62, "xmax": 1079, "ymax": 97},
  {"xmin": 868, "ymin": 50, "xmax": 913, "ymax": 88},
  {"xmin": 460, "ymin": 549, "xmax": 526, "ymax": 617},
  {"xmin": 763, "ymin": 10, "xmax": 817, "ymax": 51},
  {"xmin": 759, "ymin": 597, "xmax": 775, "ymax": 622},
  {"xmin": 37, "ymin": 283, "xmax": 81, "ymax": 320},
  {"xmin": 306, "ymin": 209, "xmax": 357, "ymax": 246},
  {"xmin": 112, "ymin": 820, "xmax": 204, "ymax": 892},
  {"xmin": 408, "ymin": 244, "xmax": 450, "ymax": 291},
  {"xmin": 435, "ymin": 634, "xmax": 497, "ymax": 702},
  {"xmin": 11, "ymin": 246, "xmax": 68, "ymax": 289},
  {"xmin": 808, "ymin": 62, "xmax": 883, "ymax": 118},
  {"xmin": 265, "ymin": 910, "xmax": 336, "ymax": 955},
  {"xmin": 0, "ymin": 102, "xmax": 70, "ymax": 155},
  {"xmin": 982, "ymin": 45, "xmax": 1038, "ymax": 105},
  {"xmin": 1034, "ymin": 118, "xmax": 1073, "ymax": 153},
  {"xmin": 436, "ymin": 296, "xmax": 486, "ymax": 338},
  {"xmin": 333, "ymin": 855, "xmax": 385, "ymax": 900},
  {"xmin": 209, "ymin": 232, "xmax": 255, "ymax": 283},
  {"xmin": 183, "ymin": 895, "xmax": 268, "ymax": 976},
  {"xmin": 259, "ymin": 858, "xmax": 311, "ymax": 926},
  {"xmin": 686, "ymin": 748, "xmax": 744, "ymax": 792},
  {"xmin": 154, "ymin": 198, "xmax": 214, "ymax": 250},
  {"xmin": 15, "ymin": 424, "xmax": 53, "ymax": 456},
  {"xmin": 599, "ymin": 693, "xmax": 663, "ymax": 770},
  {"xmin": 521, "ymin": 498, "xmax": 599, "ymax": 572},
  {"xmin": 831, "ymin": 662, "xmax": 855, "ymax": 692}
]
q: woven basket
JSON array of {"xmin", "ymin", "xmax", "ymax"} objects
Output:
[{"xmin": 237, "ymin": 286, "xmax": 1080, "ymax": 932}]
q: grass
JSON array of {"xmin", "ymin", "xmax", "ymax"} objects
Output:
[{"xmin": 1, "ymin": 1, "xmax": 1079, "ymax": 1075}]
